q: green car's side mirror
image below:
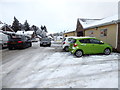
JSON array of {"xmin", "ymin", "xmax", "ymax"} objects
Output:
[{"xmin": 100, "ymin": 41, "xmax": 104, "ymax": 44}]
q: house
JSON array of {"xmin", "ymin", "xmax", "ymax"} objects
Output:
[
  {"xmin": 0, "ymin": 21, "xmax": 15, "ymax": 37},
  {"xmin": 76, "ymin": 15, "xmax": 120, "ymax": 52},
  {"xmin": 63, "ymin": 19, "xmax": 101, "ymax": 37},
  {"xmin": 76, "ymin": 18, "xmax": 101, "ymax": 37},
  {"xmin": 63, "ymin": 30, "xmax": 76, "ymax": 37},
  {"xmin": 118, "ymin": 21, "xmax": 120, "ymax": 52},
  {"xmin": 0, "ymin": 23, "xmax": 14, "ymax": 32},
  {"xmin": 76, "ymin": 18, "xmax": 101, "ymax": 36}
]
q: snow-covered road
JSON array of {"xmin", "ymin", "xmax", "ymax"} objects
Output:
[{"xmin": 2, "ymin": 41, "xmax": 120, "ymax": 88}]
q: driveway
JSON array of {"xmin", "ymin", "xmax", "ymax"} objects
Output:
[{"xmin": 2, "ymin": 41, "xmax": 120, "ymax": 88}]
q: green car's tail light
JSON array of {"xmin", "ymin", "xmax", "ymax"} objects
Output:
[{"xmin": 74, "ymin": 43, "xmax": 78, "ymax": 47}]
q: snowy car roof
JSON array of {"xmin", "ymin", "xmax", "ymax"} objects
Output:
[
  {"xmin": 79, "ymin": 14, "xmax": 118, "ymax": 29},
  {"xmin": 16, "ymin": 31, "xmax": 34, "ymax": 35},
  {"xmin": 72, "ymin": 36, "xmax": 96, "ymax": 39},
  {"xmin": 65, "ymin": 36, "xmax": 96, "ymax": 39}
]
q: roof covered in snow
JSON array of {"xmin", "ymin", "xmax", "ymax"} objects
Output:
[
  {"xmin": 79, "ymin": 14, "xmax": 119, "ymax": 29},
  {"xmin": 0, "ymin": 21, "xmax": 3, "ymax": 24},
  {"xmin": 0, "ymin": 24, "xmax": 5, "ymax": 29},
  {"xmin": 64, "ymin": 30, "xmax": 75, "ymax": 33},
  {"xmin": 0, "ymin": 24, "xmax": 14, "ymax": 32}
]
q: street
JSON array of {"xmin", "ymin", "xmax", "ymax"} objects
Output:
[{"xmin": 2, "ymin": 41, "xmax": 120, "ymax": 88}]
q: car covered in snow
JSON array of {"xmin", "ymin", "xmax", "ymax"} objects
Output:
[
  {"xmin": 7, "ymin": 34, "xmax": 32, "ymax": 50},
  {"xmin": 40, "ymin": 37, "xmax": 51, "ymax": 47},
  {"xmin": 62, "ymin": 36, "xmax": 77, "ymax": 51},
  {"xmin": 69, "ymin": 37, "xmax": 112, "ymax": 57}
]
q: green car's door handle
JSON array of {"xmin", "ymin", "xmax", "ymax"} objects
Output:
[{"xmin": 81, "ymin": 44, "xmax": 86, "ymax": 46}]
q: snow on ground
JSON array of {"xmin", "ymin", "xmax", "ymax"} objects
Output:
[
  {"xmin": 29, "ymin": 52, "xmax": 118, "ymax": 88},
  {"xmin": 2, "ymin": 41, "xmax": 119, "ymax": 88}
]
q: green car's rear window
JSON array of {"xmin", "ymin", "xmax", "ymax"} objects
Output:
[
  {"xmin": 68, "ymin": 38, "xmax": 73, "ymax": 42},
  {"xmin": 71, "ymin": 39, "xmax": 76, "ymax": 43}
]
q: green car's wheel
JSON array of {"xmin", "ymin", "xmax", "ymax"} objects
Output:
[
  {"xmin": 75, "ymin": 50, "xmax": 83, "ymax": 57},
  {"xmin": 104, "ymin": 48, "xmax": 111, "ymax": 55}
]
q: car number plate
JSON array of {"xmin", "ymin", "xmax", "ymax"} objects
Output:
[
  {"xmin": 43, "ymin": 43, "xmax": 47, "ymax": 45},
  {"xmin": 11, "ymin": 42, "xmax": 16, "ymax": 44}
]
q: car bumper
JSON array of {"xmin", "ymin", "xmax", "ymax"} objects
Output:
[
  {"xmin": 62, "ymin": 44, "xmax": 70, "ymax": 49},
  {"xmin": 8, "ymin": 43, "xmax": 25, "ymax": 48},
  {"xmin": 69, "ymin": 47, "xmax": 77, "ymax": 54},
  {"xmin": 41, "ymin": 42, "xmax": 51, "ymax": 45}
]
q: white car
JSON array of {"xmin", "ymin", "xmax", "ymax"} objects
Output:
[
  {"xmin": 62, "ymin": 36, "xmax": 77, "ymax": 51},
  {"xmin": 0, "ymin": 32, "xmax": 8, "ymax": 48}
]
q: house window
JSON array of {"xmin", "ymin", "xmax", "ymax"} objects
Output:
[
  {"xmin": 100, "ymin": 29, "xmax": 107, "ymax": 37},
  {"xmin": 89, "ymin": 31, "xmax": 94, "ymax": 37}
]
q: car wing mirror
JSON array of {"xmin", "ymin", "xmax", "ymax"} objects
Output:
[{"xmin": 100, "ymin": 41, "xmax": 104, "ymax": 44}]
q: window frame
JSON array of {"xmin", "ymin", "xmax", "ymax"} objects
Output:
[
  {"xmin": 79, "ymin": 39, "xmax": 91, "ymax": 43},
  {"xmin": 90, "ymin": 39, "xmax": 103, "ymax": 44},
  {"xmin": 100, "ymin": 28, "xmax": 107, "ymax": 37}
]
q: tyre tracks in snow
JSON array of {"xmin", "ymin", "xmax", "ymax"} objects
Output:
[{"xmin": 2, "ymin": 43, "xmax": 61, "ymax": 88}]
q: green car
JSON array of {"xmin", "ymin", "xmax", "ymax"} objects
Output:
[{"xmin": 69, "ymin": 37, "xmax": 112, "ymax": 57}]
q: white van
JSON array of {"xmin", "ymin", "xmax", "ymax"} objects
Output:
[{"xmin": 0, "ymin": 32, "xmax": 8, "ymax": 48}]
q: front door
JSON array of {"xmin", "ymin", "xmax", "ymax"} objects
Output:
[
  {"xmin": 90, "ymin": 39, "xmax": 105, "ymax": 54},
  {"xmin": 77, "ymin": 31, "xmax": 84, "ymax": 37},
  {"xmin": 79, "ymin": 39, "xmax": 93, "ymax": 54}
]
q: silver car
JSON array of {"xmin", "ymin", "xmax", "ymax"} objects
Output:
[{"xmin": 40, "ymin": 38, "xmax": 51, "ymax": 47}]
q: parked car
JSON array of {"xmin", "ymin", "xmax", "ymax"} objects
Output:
[
  {"xmin": 31, "ymin": 38, "xmax": 39, "ymax": 42},
  {"xmin": 7, "ymin": 34, "xmax": 32, "ymax": 50},
  {"xmin": 0, "ymin": 32, "xmax": 8, "ymax": 48},
  {"xmin": 40, "ymin": 37, "xmax": 51, "ymax": 47},
  {"xmin": 69, "ymin": 37, "xmax": 112, "ymax": 57},
  {"xmin": 62, "ymin": 36, "xmax": 77, "ymax": 51}
]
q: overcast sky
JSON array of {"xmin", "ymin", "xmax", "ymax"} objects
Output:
[{"xmin": 0, "ymin": 0, "xmax": 119, "ymax": 33}]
